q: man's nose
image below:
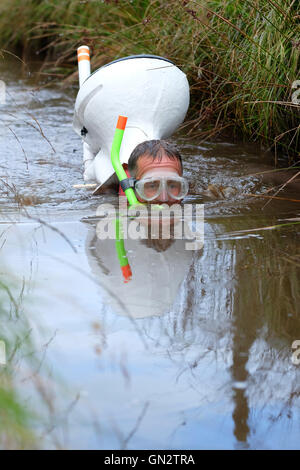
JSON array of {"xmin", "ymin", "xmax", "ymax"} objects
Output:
[{"xmin": 159, "ymin": 188, "xmax": 169, "ymax": 202}]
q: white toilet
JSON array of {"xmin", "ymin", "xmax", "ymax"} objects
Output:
[{"xmin": 73, "ymin": 54, "xmax": 190, "ymax": 188}]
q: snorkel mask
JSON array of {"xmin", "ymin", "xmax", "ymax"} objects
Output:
[{"xmin": 134, "ymin": 174, "xmax": 189, "ymax": 202}]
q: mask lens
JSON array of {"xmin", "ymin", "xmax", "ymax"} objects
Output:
[
  {"xmin": 135, "ymin": 178, "xmax": 161, "ymax": 201},
  {"xmin": 143, "ymin": 180, "xmax": 160, "ymax": 199},
  {"xmin": 167, "ymin": 179, "xmax": 182, "ymax": 198},
  {"xmin": 166, "ymin": 178, "xmax": 188, "ymax": 199}
]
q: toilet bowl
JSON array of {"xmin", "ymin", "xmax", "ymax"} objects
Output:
[{"xmin": 73, "ymin": 54, "xmax": 190, "ymax": 187}]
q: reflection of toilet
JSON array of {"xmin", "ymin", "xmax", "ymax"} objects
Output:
[
  {"xmin": 85, "ymin": 225, "xmax": 193, "ymax": 319},
  {"xmin": 73, "ymin": 55, "xmax": 190, "ymax": 186}
]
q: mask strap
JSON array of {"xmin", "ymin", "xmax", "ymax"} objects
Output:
[{"xmin": 119, "ymin": 177, "xmax": 137, "ymax": 192}]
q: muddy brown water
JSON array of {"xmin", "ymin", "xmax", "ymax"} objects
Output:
[{"xmin": 0, "ymin": 57, "xmax": 299, "ymax": 450}]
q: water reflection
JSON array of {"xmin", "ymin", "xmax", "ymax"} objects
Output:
[
  {"xmin": 230, "ymin": 222, "xmax": 300, "ymax": 448},
  {"xmin": 83, "ymin": 204, "xmax": 300, "ymax": 449},
  {"xmin": 85, "ymin": 217, "xmax": 194, "ymax": 319},
  {"xmin": 0, "ymin": 192, "xmax": 298, "ymax": 449}
]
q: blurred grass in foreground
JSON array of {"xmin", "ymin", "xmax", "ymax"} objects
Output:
[{"xmin": 0, "ymin": 277, "xmax": 37, "ymax": 449}]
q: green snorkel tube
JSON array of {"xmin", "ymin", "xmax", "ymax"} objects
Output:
[
  {"xmin": 111, "ymin": 115, "xmax": 136, "ymax": 282},
  {"xmin": 111, "ymin": 115, "xmax": 164, "ymax": 282},
  {"xmin": 111, "ymin": 115, "xmax": 142, "ymax": 207},
  {"xmin": 110, "ymin": 115, "xmax": 164, "ymax": 209}
]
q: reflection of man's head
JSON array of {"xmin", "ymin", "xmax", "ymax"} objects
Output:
[
  {"xmin": 128, "ymin": 140, "xmax": 188, "ymax": 205},
  {"xmin": 140, "ymin": 236, "xmax": 175, "ymax": 253}
]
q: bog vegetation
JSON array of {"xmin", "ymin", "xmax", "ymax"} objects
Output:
[{"xmin": 0, "ymin": 0, "xmax": 299, "ymax": 157}]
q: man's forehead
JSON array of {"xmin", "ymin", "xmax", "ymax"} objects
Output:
[{"xmin": 136, "ymin": 153, "xmax": 182, "ymax": 178}]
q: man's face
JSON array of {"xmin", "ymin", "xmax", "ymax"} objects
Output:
[{"xmin": 135, "ymin": 153, "xmax": 184, "ymax": 204}]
